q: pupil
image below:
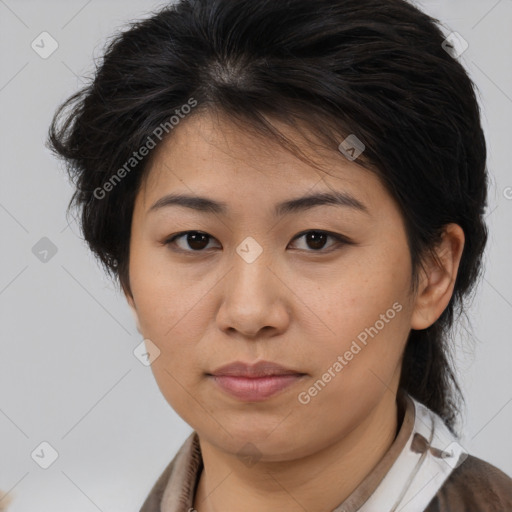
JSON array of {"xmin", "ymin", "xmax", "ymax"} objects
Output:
[
  {"xmin": 188, "ymin": 232, "xmax": 208, "ymax": 250},
  {"xmin": 307, "ymin": 232, "xmax": 326, "ymax": 250}
]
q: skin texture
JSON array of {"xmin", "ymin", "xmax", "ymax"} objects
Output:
[{"xmin": 125, "ymin": 111, "xmax": 465, "ymax": 512}]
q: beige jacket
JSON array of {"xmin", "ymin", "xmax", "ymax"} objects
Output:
[{"xmin": 139, "ymin": 393, "xmax": 512, "ymax": 511}]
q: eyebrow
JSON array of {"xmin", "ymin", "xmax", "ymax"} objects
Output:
[{"xmin": 148, "ymin": 191, "xmax": 370, "ymax": 217}]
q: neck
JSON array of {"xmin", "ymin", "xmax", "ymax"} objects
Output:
[{"xmin": 194, "ymin": 391, "xmax": 401, "ymax": 512}]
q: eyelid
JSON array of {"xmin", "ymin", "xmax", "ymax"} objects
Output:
[{"xmin": 163, "ymin": 229, "xmax": 352, "ymax": 254}]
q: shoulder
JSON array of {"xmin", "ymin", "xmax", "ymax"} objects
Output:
[{"xmin": 425, "ymin": 455, "xmax": 512, "ymax": 512}]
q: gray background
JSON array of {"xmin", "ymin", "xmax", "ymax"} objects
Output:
[{"xmin": 1, "ymin": 0, "xmax": 511, "ymax": 510}]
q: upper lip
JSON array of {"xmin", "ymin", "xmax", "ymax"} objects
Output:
[{"xmin": 209, "ymin": 360, "xmax": 305, "ymax": 378}]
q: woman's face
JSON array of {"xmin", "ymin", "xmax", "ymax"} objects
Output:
[{"xmin": 126, "ymin": 111, "xmax": 420, "ymax": 461}]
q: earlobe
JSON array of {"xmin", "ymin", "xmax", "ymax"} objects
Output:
[{"xmin": 410, "ymin": 223, "xmax": 465, "ymax": 330}]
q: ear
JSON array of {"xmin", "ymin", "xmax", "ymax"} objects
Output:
[
  {"xmin": 411, "ymin": 223, "xmax": 465, "ymax": 330},
  {"xmin": 122, "ymin": 283, "xmax": 143, "ymax": 335}
]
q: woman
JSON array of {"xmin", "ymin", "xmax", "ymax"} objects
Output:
[{"xmin": 47, "ymin": 0, "xmax": 512, "ymax": 510}]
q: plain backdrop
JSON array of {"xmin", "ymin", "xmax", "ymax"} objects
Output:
[{"xmin": 1, "ymin": 0, "xmax": 511, "ymax": 510}]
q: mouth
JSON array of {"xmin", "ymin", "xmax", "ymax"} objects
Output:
[{"xmin": 207, "ymin": 360, "xmax": 307, "ymax": 402}]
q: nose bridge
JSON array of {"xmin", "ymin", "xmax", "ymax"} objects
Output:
[
  {"xmin": 230, "ymin": 234, "xmax": 275, "ymax": 297},
  {"xmin": 236, "ymin": 234, "xmax": 266, "ymax": 266}
]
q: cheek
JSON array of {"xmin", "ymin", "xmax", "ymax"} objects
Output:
[
  {"xmin": 131, "ymin": 269, "xmax": 208, "ymax": 419},
  {"xmin": 296, "ymin": 296, "xmax": 411, "ymax": 434},
  {"xmin": 129, "ymin": 248, "xmax": 215, "ymax": 380},
  {"xmin": 307, "ymin": 248, "xmax": 411, "ymax": 333},
  {"xmin": 129, "ymin": 245, "xmax": 203, "ymax": 338},
  {"xmin": 134, "ymin": 281, "xmax": 206, "ymax": 359},
  {"xmin": 303, "ymin": 250, "xmax": 413, "ymax": 385}
]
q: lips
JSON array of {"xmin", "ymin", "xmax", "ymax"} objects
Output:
[
  {"xmin": 210, "ymin": 360, "xmax": 304, "ymax": 378},
  {"xmin": 207, "ymin": 360, "xmax": 306, "ymax": 401}
]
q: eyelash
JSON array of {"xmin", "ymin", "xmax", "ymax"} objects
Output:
[{"xmin": 162, "ymin": 230, "xmax": 352, "ymax": 254}]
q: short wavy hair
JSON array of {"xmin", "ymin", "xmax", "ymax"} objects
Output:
[{"xmin": 48, "ymin": 0, "xmax": 488, "ymax": 433}]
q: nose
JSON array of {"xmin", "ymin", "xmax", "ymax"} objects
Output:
[{"xmin": 215, "ymin": 242, "xmax": 290, "ymax": 339}]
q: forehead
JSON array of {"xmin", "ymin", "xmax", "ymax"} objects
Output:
[{"xmin": 137, "ymin": 110, "xmax": 388, "ymax": 214}]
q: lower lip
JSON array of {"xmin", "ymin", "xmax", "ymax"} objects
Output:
[{"xmin": 210, "ymin": 374, "xmax": 305, "ymax": 401}]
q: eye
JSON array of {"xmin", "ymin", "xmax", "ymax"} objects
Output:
[
  {"xmin": 163, "ymin": 229, "xmax": 351, "ymax": 254},
  {"xmin": 164, "ymin": 231, "xmax": 219, "ymax": 252},
  {"xmin": 289, "ymin": 230, "xmax": 351, "ymax": 252}
]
